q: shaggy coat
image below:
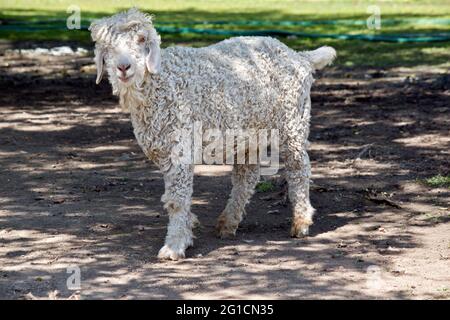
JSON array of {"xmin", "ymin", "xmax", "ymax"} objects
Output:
[{"xmin": 89, "ymin": 8, "xmax": 336, "ymax": 260}]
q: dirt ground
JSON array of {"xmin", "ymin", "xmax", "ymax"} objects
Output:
[{"xmin": 0, "ymin": 41, "xmax": 449, "ymax": 299}]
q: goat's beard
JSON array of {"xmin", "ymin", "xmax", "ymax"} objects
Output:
[{"xmin": 117, "ymin": 73, "xmax": 146, "ymax": 112}]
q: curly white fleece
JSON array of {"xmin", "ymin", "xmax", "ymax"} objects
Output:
[{"xmin": 90, "ymin": 8, "xmax": 335, "ymax": 260}]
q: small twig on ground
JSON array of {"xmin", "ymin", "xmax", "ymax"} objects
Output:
[
  {"xmin": 350, "ymin": 143, "xmax": 375, "ymax": 166},
  {"xmin": 364, "ymin": 188, "xmax": 402, "ymax": 209},
  {"xmin": 355, "ymin": 143, "xmax": 374, "ymax": 160}
]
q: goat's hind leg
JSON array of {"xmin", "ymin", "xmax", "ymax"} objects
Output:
[
  {"xmin": 216, "ymin": 164, "xmax": 260, "ymax": 238},
  {"xmin": 285, "ymin": 149, "xmax": 315, "ymax": 237}
]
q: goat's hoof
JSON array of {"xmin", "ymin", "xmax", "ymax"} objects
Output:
[
  {"xmin": 216, "ymin": 227, "xmax": 236, "ymax": 239},
  {"xmin": 215, "ymin": 224, "xmax": 237, "ymax": 239},
  {"xmin": 157, "ymin": 245, "xmax": 185, "ymax": 260},
  {"xmin": 215, "ymin": 219, "xmax": 237, "ymax": 239},
  {"xmin": 290, "ymin": 217, "xmax": 312, "ymax": 238},
  {"xmin": 216, "ymin": 213, "xmax": 239, "ymax": 238},
  {"xmin": 290, "ymin": 227, "xmax": 309, "ymax": 238}
]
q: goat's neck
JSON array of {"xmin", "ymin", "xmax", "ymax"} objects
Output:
[{"xmin": 120, "ymin": 77, "xmax": 162, "ymax": 131}]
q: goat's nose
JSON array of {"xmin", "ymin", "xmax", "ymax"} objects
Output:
[{"xmin": 117, "ymin": 63, "xmax": 131, "ymax": 73}]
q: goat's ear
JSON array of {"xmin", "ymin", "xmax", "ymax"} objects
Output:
[
  {"xmin": 94, "ymin": 46, "xmax": 105, "ymax": 84},
  {"xmin": 145, "ymin": 37, "xmax": 161, "ymax": 74}
]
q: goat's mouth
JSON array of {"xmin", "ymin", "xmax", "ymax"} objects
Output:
[{"xmin": 118, "ymin": 75, "xmax": 133, "ymax": 83}]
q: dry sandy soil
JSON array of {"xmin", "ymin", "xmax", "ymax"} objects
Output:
[{"xmin": 0, "ymin": 41, "xmax": 449, "ymax": 299}]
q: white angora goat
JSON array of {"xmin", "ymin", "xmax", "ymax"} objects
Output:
[{"xmin": 89, "ymin": 8, "xmax": 336, "ymax": 260}]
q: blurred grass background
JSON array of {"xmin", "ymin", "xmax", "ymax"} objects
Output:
[{"xmin": 0, "ymin": 0, "xmax": 449, "ymax": 67}]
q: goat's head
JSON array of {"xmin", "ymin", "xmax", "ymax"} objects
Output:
[{"xmin": 89, "ymin": 8, "xmax": 161, "ymax": 90}]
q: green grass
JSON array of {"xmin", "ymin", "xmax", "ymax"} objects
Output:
[
  {"xmin": 0, "ymin": 0, "xmax": 449, "ymax": 67},
  {"xmin": 424, "ymin": 175, "xmax": 450, "ymax": 188},
  {"xmin": 256, "ymin": 181, "xmax": 275, "ymax": 193}
]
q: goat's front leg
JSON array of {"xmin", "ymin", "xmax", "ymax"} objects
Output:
[{"xmin": 158, "ymin": 164, "xmax": 196, "ymax": 260}]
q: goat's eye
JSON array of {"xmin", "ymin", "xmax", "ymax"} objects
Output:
[{"xmin": 137, "ymin": 35, "xmax": 146, "ymax": 44}]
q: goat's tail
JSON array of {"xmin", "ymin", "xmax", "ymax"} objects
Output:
[{"xmin": 300, "ymin": 46, "xmax": 336, "ymax": 70}]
